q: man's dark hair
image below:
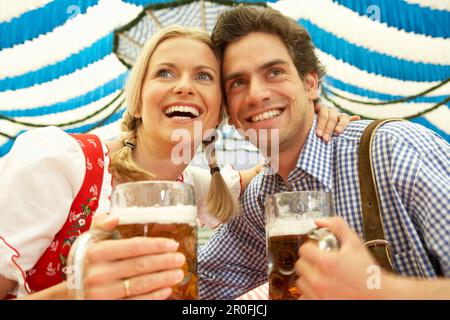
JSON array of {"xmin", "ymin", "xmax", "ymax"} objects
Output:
[{"xmin": 212, "ymin": 5, "xmax": 326, "ymax": 82}]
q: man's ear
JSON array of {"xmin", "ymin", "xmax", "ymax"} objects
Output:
[{"xmin": 304, "ymin": 72, "xmax": 319, "ymax": 101}]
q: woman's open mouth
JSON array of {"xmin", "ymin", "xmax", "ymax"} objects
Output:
[{"xmin": 163, "ymin": 105, "xmax": 202, "ymax": 121}]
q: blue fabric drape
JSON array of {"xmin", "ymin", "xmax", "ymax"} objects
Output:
[
  {"xmin": 0, "ymin": 34, "xmax": 114, "ymax": 91},
  {"xmin": 0, "ymin": 0, "xmax": 100, "ymax": 49},
  {"xmin": 324, "ymin": 76, "xmax": 448, "ymax": 104},
  {"xmin": 299, "ymin": 18, "xmax": 450, "ymax": 82},
  {"xmin": 333, "ymin": 0, "xmax": 450, "ymax": 38},
  {"xmin": 0, "ymin": 72, "xmax": 128, "ymax": 117}
]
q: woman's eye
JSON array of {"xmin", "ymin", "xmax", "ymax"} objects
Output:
[
  {"xmin": 156, "ymin": 69, "xmax": 173, "ymax": 79},
  {"xmin": 196, "ymin": 72, "xmax": 213, "ymax": 81}
]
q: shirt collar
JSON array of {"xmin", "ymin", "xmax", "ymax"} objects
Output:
[
  {"xmin": 294, "ymin": 116, "xmax": 333, "ymax": 190},
  {"xmin": 259, "ymin": 116, "xmax": 334, "ymax": 193}
]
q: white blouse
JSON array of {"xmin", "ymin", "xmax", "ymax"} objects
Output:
[{"xmin": 0, "ymin": 126, "xmax": 241, "ymax": 297}]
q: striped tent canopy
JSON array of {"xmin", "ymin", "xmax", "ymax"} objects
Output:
[
  {"xmin": 270, "ymin": 0, "xmax": 450, "ymax": 141},
  {"xmin": 0, "ymin": 0, "xmax": 449, "ymax": 167}
]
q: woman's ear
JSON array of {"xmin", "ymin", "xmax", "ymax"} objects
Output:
[
  {"xmin": 134, "ymin": 103, "xmax": 142, "ymax": 118},
  {"xmin": 304, "ymin": 72, "xmax": 319, "ymax": 101}
]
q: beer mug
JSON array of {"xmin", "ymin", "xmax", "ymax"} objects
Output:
[
  {"xmin": 265, "ymin": 191, "xmax": 338, "ymax": 300},
  {"xmin": 68, "ymin": 181, "xmax": 198, "ymax": 300}
]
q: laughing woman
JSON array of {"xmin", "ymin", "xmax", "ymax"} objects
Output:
[{"xmin": 0, "ymin": 26, "xmax": 355, "ymax": 300}]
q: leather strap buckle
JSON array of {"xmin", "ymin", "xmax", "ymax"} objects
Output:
[
  {"xmin": 364, "ymin": 239, "xmax": 391, "ymax": 248},
  {"xmin": 365, "ymin": 239, "xmax": 393, "ymax": 255},
  {"xmin": 364, "ymin": 239, "xmax": 395, "ymax": 269}
]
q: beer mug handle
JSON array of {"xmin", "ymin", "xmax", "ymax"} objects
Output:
[{"xmin": 66, "ymin": 230, "xmax": 111, "ymax": 299}]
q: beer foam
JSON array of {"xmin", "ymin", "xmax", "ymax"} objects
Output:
[
  {"xmin": 266, "ymin": 218, "xmax": 317, "ymax": 237},
  {"xmin": 111, "ymin": 205, "xmax": 197, "ymax": 225}
]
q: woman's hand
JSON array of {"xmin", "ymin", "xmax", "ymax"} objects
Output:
[
  {"xmin": 314, "ymin": 102, "xmax": 361, "ymax": 142},
  {"xmin": 0, "ymin": 275, "xmax": 16, "ymax": 299},
  {"xmin": 75, "ymin": 213, "xmax": 186, "ymax": 300}
]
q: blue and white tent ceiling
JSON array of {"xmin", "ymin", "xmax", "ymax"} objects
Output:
[
  {"xmin": 113, "ymin": 0, "xmax": 267, "ymax": 67},
  {"xmin": 0, "ymin": 0, "xmax": 269, "ymax": 164},
  {"xmin": 0, "ymin": 0, "xmax": 449, "ymax": 164},
  {"xmin": 271, "ymin": 0, "xmax": 450, "ymax": 141}
]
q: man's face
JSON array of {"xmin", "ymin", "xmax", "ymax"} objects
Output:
[{"xmin": 222, "ymin": 32, "xmax": 318, "ymax": 152}]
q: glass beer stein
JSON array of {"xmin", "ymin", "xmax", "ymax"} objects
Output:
[
  {"xmin": 68, "ymin": 181, "xmax": 197, "ymax": 300},
  {"xmin": 265, "ymin": 191, "xmax": 338, "ymax": 300}
]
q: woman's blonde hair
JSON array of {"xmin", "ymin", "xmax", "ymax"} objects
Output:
[
  {"xmin": 110, "ymin": 25, "xmax": 239, "ymax": 223},
  {"xmin": 202, "ymin": 135, "xmax": 240, "ymax": 224}
]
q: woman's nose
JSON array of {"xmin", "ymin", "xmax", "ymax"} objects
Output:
[{"xmin": 174, "ymin": 76, "xmax": 195, "ymax": 95}]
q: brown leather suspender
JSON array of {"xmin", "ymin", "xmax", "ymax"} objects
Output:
[{"xmin": 358, "ymin": 119, "xmax": 405, "ymax": 273}]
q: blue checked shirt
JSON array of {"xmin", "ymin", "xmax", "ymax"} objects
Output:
[{"xmin": 198, "ymin": 118, "xmax": 450, "ymax": 300}]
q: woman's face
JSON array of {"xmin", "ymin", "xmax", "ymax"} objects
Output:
[{"xmin": 137, "ymin": 37, "xmax": 222, "ymax": 151}]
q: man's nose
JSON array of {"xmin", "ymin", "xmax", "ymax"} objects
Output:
[
  {"xmin": 247, "ymin": 78, "xmax": 270, "ymax": 105},
  {"xmin": 174, "ymin": 75, "xmax": 195, "ymax": 96}
]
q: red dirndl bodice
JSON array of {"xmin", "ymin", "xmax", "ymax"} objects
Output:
[{"xmin": 24, "ymin": 134, "xmax": 105, "ymax": 294}]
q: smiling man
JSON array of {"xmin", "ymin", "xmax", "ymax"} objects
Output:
[
  {"xmin": 198, "ymin": 5, "xmax": 450, "ymax": 300},
  {"xmin": 222, "ymin": 30, "xmax": 319, "ymax": 181}
]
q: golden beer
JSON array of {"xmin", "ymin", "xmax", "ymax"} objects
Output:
[
  {"xmin": 112, "ymin": 205, "xmax": 198, "ymax": 300},
  {"xmin": 266, "ymin": 218, "xmax": 316, "ymax": 300},
  {"xmin": 268, "ymin": 233, "xmax": 309, "ymax": 300},
  {"xmin": 265, "ymin": 191, "xmax": 337, "ymax": 300}
]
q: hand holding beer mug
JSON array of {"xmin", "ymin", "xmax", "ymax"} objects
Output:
[
  {"xmin": 68, "ymin": 181, "xmax": 198, "ymax": 300},
  {"xmin": 265, "ymin": 191, "xmax": 338, "ymax": 300}
]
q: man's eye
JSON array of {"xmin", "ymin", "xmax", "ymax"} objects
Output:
[
  {"xmin": 230, "ymin": 79, "xmax": 245, "ymax": 89},
  {"xmin": 156, "ymin": 69, "xmax": 173, "ymax": 78},
  {"xmin": 197, "ymin": 72, "xmax": 213, "ymax": 81},
  {"xmin": 269, "ymin": 69, "xmax": 283, "ymax": 77}
]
